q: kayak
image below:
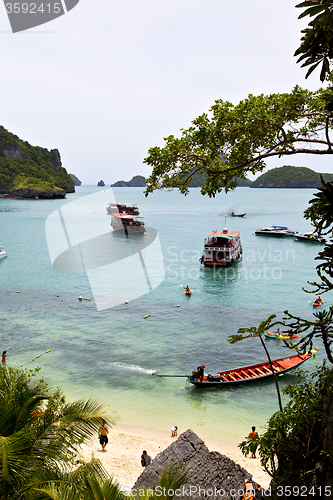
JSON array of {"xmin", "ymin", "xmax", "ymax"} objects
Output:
[
  {"xmin": 265, "ymin": 332, "xmax": 299, "ymax": 340},
  {"xmin": 184, "ymin": 290, "xmax": 192, "ymax": 295}
]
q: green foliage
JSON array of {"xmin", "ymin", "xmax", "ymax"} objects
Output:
[
  {"xmin": 283, "ymin": 307, "xmax": 333, "ymax": 363},
  {"xmin": 0, "ymin": 365, "xmax": 114, "ymax": 500},
  {"xmin": 0, "ymin": 126, "xmax": 74, "ymax": 193},
  {"xmin": 304, "ymin": 177, "xmax": 333, "ymax": 295},
  {"xmin": 144, "ymin": 86, "xmax": 333, "ymax": 197},
  {"xmin": 295, "ymin": 1, "xmax": 333, "ymax": 81},
  {"xmin": 132, "ymin": 462, "xmax": 188, "ymax": 500},
  {"xmin": 251, "ymin": 165, "xmax": 333, "ymax": 188},
  {"xmin": 259, "ymin": 364, "xmax": 333, "ymax": 487}
]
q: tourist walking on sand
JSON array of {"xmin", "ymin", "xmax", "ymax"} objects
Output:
[
  {"xmin": 98, "ymin": 420, "xmax": 109, "ymax": 452},
  {"xmin": 246, "ymin": 426, "xmax": 259, "ymax": 458},
  {"xmin": 171, "ymin": 425, "xmax": 178, "ymax": 437},
  {"xmin": 141, "ymin": 450, "xmax": 152, "ymax": 467}
]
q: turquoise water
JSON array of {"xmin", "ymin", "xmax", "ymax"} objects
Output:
[{"xmin": 0, "ymin": 186, "xmax": 328, "ymax": 443}]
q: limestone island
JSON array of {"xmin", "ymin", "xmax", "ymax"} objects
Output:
[
  {"xmin": 251, "ymin": 165, "xmax": 333, "ymax": 188},
  {"xmin": 0, "ymin": 125, "xmax": 74, "ymax": 199}
]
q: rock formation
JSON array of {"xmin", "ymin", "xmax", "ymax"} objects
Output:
[
  {"xmin": 98, "ymin": 180, "xmax": 105, "ymax": 186},
  {"xmin": 133, "ymin": 430, "xmax": 252, "ymax": 500}
]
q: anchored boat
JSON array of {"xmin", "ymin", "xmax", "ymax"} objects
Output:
[
  {"xmin": 106, "ymin": 203, "xmax": 140, "ymax": 215},
  {"xmin": 111, "ymin": 213, "xmax": 145, "ymax": 234},
  {"xmin": 255, "ymin": 225, "xmax": 297, "ymax": 237},
  {"xmin": 0, "ymin": 246, "xmax": 7, "ymax": 259},
  {"xmin": 200, "ymin": 228, "xmax": 242, "ymax": 267},
  {"xmin": 188, "ymin": 349, "xmax": 318, "ymax": 387}
]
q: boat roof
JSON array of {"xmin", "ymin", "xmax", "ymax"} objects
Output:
[
  {"xmin": 108, "ymin": 202, "xmax": 137, "ymax": 206},
  {"xmin": 208, "ymin": 230, "xmax": 239, "ymax": 238},
  {"xmin": 112, "ymin": 213, "xmax": 143, "ymax": 219}
]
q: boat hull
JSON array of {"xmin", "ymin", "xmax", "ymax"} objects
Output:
[
  {"xmin": 201, "ymin": 230, "xmax": 242, "ymax": 267},
  {"xmin": 188, "ymin": 350, "xmax": 317, "ymax": 387}
]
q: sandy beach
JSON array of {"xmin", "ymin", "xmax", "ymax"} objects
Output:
[{"xmin": 79, "ymin": 424, "xmax": 271, "ymax": 491}]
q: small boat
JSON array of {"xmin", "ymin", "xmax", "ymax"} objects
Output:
[
  {"xmin": 255, "ymin": 225, "xmax": 297, "ymax": 237},
  {"xmin": 295, "ymin": 232, "xmax": 326, "ymax": 244},
  {"xmin": 265, "ymin": 332, "xmax": 300, "ymax": 340},
  {"xmin": 0, "ymin": 246, "xmax": 7, "ymax": 259},
  {"xmin": 184, "ymin": 290, "xmax": 192, "ymax": 296},
  {"xmin": 188, "ymin": 349, "xmax": 318, "ymax": 387},
  {"xmin": 106, "ymin": 203, "xmax": 140, "ymax": 215},
  {"xmin": 110, "ymin": 213, "xmax": 146, "ymax": 234},
  {"xmin": 200, "ymin": 228, "xmax": 242, "ymax": 267},
  {"xmin": 231, "ymin": 212, "xmax": 246, "ymax": 217},
  {"xmin": 313, "ymin": 299, "xmax": 323, "ymax": 307}
]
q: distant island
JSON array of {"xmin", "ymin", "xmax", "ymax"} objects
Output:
[
  {"xmin": 0, "ymin": 125, "xmax": 74, "ymax": 199},
  {"xmin": 69, "ymin": 174, "xmax": 81, "ymax": 186},
  {"xmin": 251, "ymin": 166, "xmax": 333, "ymax": 188},
  {"xmin": 111, "ymin": 174, "xmax": 251, "ymax": 188},
  {"xmin": 111, "ymin": 175, "xmax": 146, "ymax": 187},
  {"xmin": 98, "ymin": 180, "xmax": 105, "ymax": 186}
]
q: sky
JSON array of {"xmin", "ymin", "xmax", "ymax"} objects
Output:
[{"xmin": 0, "ymin": 0, "xmax": 332, "ymax": 185}]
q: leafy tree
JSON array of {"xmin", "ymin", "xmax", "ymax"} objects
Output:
[
  {"xmin": 0, "ymin": 365, "xmax": 114, "ymax": 500},
  {"xmin": 295, "ymin": 0, "xmax": 333, "ymax": 81},
  {"xmin": 259, "ymin": 364, "xmax": 333, "ymax": 493},
  {"xmin": 144, "ymin": 86, "xmax": 333, "ymax": 197}
]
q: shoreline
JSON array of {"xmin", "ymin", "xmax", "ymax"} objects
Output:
[{"xmin": 79, "ymin": 423, "xmax": 271, "ymax": 490}]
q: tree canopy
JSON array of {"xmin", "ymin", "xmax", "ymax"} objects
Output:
[
  {"xmin": 295, "ymin": 0, "xmax": 333, "ymax": 81},
  {"xmin": 144, "ymin": 86, "xmax": 333, "ymax": 197}
]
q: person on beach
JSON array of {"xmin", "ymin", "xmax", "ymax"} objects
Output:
[
  {"xmin": 246, "ymin": 426, "xmax": 259, "ymax": 458},
  {"xmin": 98, "ymin": 421, "xmax": 109, "ymax": 452},
  {"xmin": 171, "ymin": 425, "xmax": 178, "ymax": 437},
  {"xmin": 141, "ymin": 450, "xmax": 152, "ymax": 467},
  {"xmin": 2, "ymin": 351, "xmax": 6, "ymax": 364}
]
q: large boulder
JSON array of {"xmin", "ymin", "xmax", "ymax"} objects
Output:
[{"xmin": 133, "ymin": 429, "xmax": 251, "ymax": 500}]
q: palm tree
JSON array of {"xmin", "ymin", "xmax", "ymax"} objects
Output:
[
  {"xmin": 0, "ymin": 365, "xmax": 114, "ymax": 500},
  {"xmin": 228, "ymin": 314, "xmax": 284, "ymax": 412}
]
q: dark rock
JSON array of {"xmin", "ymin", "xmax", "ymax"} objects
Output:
[
  {"xmin": 69, "ymin": 174, "xmax": 82, "ymax": 186},
  {"xmin": 98, "ymin": 180, "xmax": 105, "ymax": 186},
  {"xmin": 3, "ymin": 147, "xmax": 24, "ymax": 160},
  {"xmin": 133, "ymin": 429, "xmax": 252, "ymax": 500},
  {"xmin": 51, "ymin": 149, "xmax": 62, "ymax": 171}
]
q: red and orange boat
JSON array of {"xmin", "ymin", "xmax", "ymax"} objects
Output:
[
  {"xmin": 111, "ymin": 213, "xmax": 146, "ymax": 234},
  {"xmin": 188, "ymin": 349, "xmax": 318, "ymax": 387}
]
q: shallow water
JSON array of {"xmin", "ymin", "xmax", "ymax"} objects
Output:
[{"xmin": 0, "ymin": 186, "xmax": 328, "ymax": 443}]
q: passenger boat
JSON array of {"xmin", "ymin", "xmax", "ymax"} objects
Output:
[
  {"xmin": 255, "ymin": 225, "xmax": 297, "ymax": 237},
  {"xmin": 295, "ymin": 232, "xmax": 326, "ymax": 244},
  {"xmin": 0, "ymin": 246, "xmax": 7, "ymax": 259},
  {"xmin": 265, "ymin": 332, "xmax": 299, "ymax": 340},
  {"xmin": 188, "ymin": 349, "xmax": 318, "ymax": 387},
  {"xmin": 110, "ymin": 213, "xmax": 146, "ymax": 234},
  {"xmin": 200, "ymin": 228, "xmax": 242, "ymax": 267},
  {"xmin": 106, "ymin": 203, "xmax": 139, "ymax": 215},
  {"xmin": 231, "ymin": 212, "xmax": 246, "ymax": 217}
]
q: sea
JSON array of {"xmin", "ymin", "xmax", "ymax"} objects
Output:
[{"xmin": 0, "ymin": 186, "xmax": 329, "ymax": 445}]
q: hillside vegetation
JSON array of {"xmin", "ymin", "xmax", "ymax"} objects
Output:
[
  {"xmin": 0, "ymin": 125, "xmax": 74, "ymax": 197},
  {"xmin": 251, "ymin": 166, "xmax": 333, "ymax": 188}
]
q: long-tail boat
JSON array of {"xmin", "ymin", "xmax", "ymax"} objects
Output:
[{"xmin": 188, "ymin": 349, "xmax": 318, "ymax": 387}]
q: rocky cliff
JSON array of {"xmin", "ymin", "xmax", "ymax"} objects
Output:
[
  {"xmin": 0, "ymin": 125, "xmax": 74, "ymax": 198},
  {"xmin": 133, "ymin": 429, "xmax": 253, "ymax": 500}
]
